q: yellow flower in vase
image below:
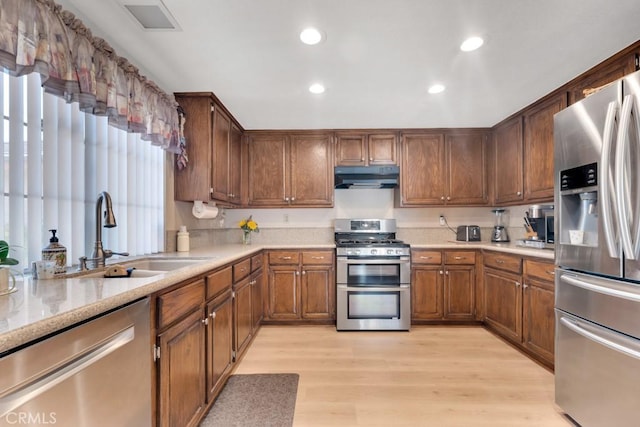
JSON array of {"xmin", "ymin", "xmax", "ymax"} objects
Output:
[{"xmin": 239, "ymin": 215, "xmax": 259, "ymax": 244}]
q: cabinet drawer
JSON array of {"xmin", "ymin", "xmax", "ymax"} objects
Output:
[
  {"xmin": 206, "ymin": 266, "xmax": 232, "ymax": 299},
  {"xmin": 233, "ymin": 258, "xmax": 251, "ymax": 282},
  {"xmin": 302, "ymin": 251, "xmax": 333, "ymax": 265},
  {"xmin": 268, "ymin": 251, "xmax": 300, "ymax": 265},
  {"xmin": 157, "ymin": 279, "xmax": 204, "ymax": 329},
  {"xmin": 483, "ymin": 251, "xmax": 522, "ymax": 274},
  {"xmin": 524, "ymin": 259, "xmax": 555, "ymax": 283},
  {"xmin": 251, "ymin": 253, "xmax": 263, "ymax": 272},
  {"xmin": 412, "ymin": 250, "xmax": 442, "ymax": 265},
  {"xmin": 444, "ymin": 251, "xmax": 476, "ymax": 265}
]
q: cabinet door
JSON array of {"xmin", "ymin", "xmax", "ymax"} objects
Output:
[
  {"xmin": 229, "ymin": 124, "xmax": 243, "ymax": 203},
  {"xmin": 523, "ymin": 93, "xmax": 566, "ymax": 201},
  {"xmin": 336, "ymin": 133, "xmax": 367, "ymax": 166},
  {"xmin": 206, "ymin": 290, "xmax": 233, "ymax": 402},
  {"xmin": 157, "ymin": 309, "xmax": 205, "ymax": 427},
  {"xmin": 522, "ymin": 277, "xmax": 555, "ymax": 365},
  {"xmin": 446, "ymin": 132, "xmax": 488, "ymax": 205},
  {"xmin": 444, "ymin": 266, "xmax": 475, "ymax": 320},
  {"xmin": 251, "ymin": 269, "xmax": 264, "ymax": 331},
  {"xmin": 368, "ymin": 133, "xmax": 397, "ymax": 165},
  {"xmin": 234, "ymin": 277, "xmax": 253, "ymax": 358},
  {"xmin": 173, "ymin": 94, "xmax": 213, "ymax": 202},
  {"xmin": 267, "ymin": 265, "xmax": 300, "ymax": 319},
  {"xmin": 247, "ymin": 134, "xmax": 288, "ymax": 206},
  {"xmin": 211, "ymin": 107, "xmax": 231, "ymax": 202},
  {"xmin": 301, "ymin": 264, "xmax": 334, "ymax": 320},
  {"xmin": 493, "ymin": 117, "xmax": 524, "ymax": 204},
  {"xmin": 400, "ymin": 133, "xmax": 446, "ymax": 205},
  {"xmin": 289, "ymin": 133, "xmax": 334, "ymax": 206},
  {"xmin": 569, "ymin": 53, "xmax": 638, "ymax": 104},
  {"xmin": 483, "ymin": 267, "xmax": 522, "ymax": 343},
  {"xmin": 411, "ymin": 266, "xmax": 444, "ymax": 320}
]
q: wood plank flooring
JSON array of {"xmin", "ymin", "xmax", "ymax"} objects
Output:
[{"xmin": 233, "ymin": 325, "xmax": 573, "ymax": 427}]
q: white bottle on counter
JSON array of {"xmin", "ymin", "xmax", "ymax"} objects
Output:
[{"xmin": 177, "ymin": 226, "xmax": 190, "ymax": 252}]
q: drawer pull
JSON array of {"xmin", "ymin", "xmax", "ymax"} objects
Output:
[
  {"xmin": 547, "ymin": 270, "xmax": 555, "ymax": 276},
  {"xmin": 515, "ymin": 281, "xmax": 520, "ymax": 287},
  {"xmin": 454, "ymin": 256, "xmax": 464, "ymax": 260},
  {"xmin": 420, "ymin": 256, "xmax": 433, "ymax": 259},
  {"xmin": 496, "ymin": 259, "xmax": 505, "ymax": 264},
  {"xmin": 280, "ymin": 256, "xmax": 292, "ymax": 260},
  {"xmin": 210, "ymin": 311, "xmax": 216, "ymax": 319},
  {"xmin": 311, "ymin": 256, "xmax": 325, "ymax": 260},
  {"xmin": 202, "ymin": 318, "xmax": 209, "ymax": 326}
]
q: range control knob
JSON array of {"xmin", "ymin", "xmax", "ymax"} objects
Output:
[
  {"xmin": 371, "ymin": 249, "xmax": 378, "ymax": 255},
  {"xmin": 387, "ymin": 249, "xmax": 394, "ymax": 255}
]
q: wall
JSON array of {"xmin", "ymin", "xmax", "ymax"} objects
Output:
[{"xmin": 164, "ymin": 158, "xmax": 536, "ymax": 250}]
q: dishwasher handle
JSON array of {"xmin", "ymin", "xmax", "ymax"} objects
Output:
[{"xmin": 0, "ymin": 326, "xmax": 135, "ymax": 417}]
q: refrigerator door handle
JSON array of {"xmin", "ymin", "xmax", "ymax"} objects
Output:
[
  {"xmin": 561, "ymin": 273, "xmax": 640, "ymax": 303},
  {"xmin": 559, "ymin": 315, "xmax": 640, "ymax": 361},
  {"xmin": 601, "ymin": 101, "xmax": 620, "ymax": 258},
  {"xmin": 615, "ymin": 94, "xmax": 640, "ymax": 260}
]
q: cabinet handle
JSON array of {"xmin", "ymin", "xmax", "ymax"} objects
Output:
[
  {"xmin": 440, "ymin": 196, "xmax": 445, "ymax": 201},
  {"xmin": 517, "ymin": 191, "xmax": 522, "ymax": 196},
  {"xmin": 496, "ymin": 259, "xmax": 505, "ymax": 264},
  {"xmin": 202, "ymin": 318, "xmax": 209, "ymax": 326},
  {"xmin": 296, "ymin": 271, "xmax": 300, "ymax": 276},
  {"xmin": 420, "ymin": 256, "xmax": 432, "ymax": 259},
  {"xmin": 302, "ymin": 271, "xmax": 306, "ymax": 275},
  {"xmin": 515, "ymin": 281, "xmax": 520, "ymax": 287},
  {"xmin": 311, "ymin": 256, "xmax": 325, "ymax": 260},
  {"xmin": 439, "ymin": 270, "xmax": 444, "ymax": 275},
  {"xmin": 280, "ymin": 256, "xmax": 292, "ymax": 260},
  {"xmin": 523, "ymin": 284, "xmax": 528, "ymax": 289},
  {"xmin": 445, "ymin": 271, "xmax": 449, "ymax": 275},
  {"xmin": 361, "ymin": 157, "xmax": 365, "ymax": 162},
  {"xmin": 446, "ymin": 196, "xmax": 451, "ymax": 201},
  {"xmin": 284, "ymin": 197, "xmax": 290, "ymax": 202},
  {"xmin": 210, "ymin": 311, "xmax": 216, "ymax": 319},
  {"xmin": 369, "ymin": 157, "xmax": 373, "ymax": 161},
  {"xmin": 547, "ymin": 270, "xmax": 555, "ymax": 276},
  {"xmin": 454, "ymin": 256, "xmax": 464, "ymax": 260},
  {"xmin": 291, "ymin": 197, "xmax": 296, "ymax": 202}
]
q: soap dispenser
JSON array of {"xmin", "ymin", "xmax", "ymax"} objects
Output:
[{"xmin": 42, "ymin": 229, "xmax": 67, "ymax": 275}]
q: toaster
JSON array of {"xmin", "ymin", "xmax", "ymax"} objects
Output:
[{"xmin": 456, "ymin": 225, "xmax": 481, "ymax": 242}]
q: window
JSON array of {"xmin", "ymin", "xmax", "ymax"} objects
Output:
[{"xmin": 1, "ymin": 73, "xmax": 164, "ymax": 271}]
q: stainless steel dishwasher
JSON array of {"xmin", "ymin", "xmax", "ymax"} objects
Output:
[{"xmin": 0, "ymin": 298, "xmax": 151, "ymax": 426}]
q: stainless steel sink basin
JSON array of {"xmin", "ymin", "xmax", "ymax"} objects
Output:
[{"xmin": 122, "ymin": 257, "xmax": 210, "ymax": 272}]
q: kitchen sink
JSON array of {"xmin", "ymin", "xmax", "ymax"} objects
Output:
[{"xmin": 122, "ymin": 257, "xmax": 211, "ymax": 272}]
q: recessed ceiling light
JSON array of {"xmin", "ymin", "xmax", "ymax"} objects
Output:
[
  {"xmin": 300, "ymin": 28, "xmax": 323, "ymax": 45},
  {"xmin": 309, "ymin": 83, "xmax": 325, "ymax": 94},
  {"xmin": 428, "ymin": 84, "xmax": 445, "ymax": 94},
  {"xmin": 460, "ymin": 36, "xmax": 484, "ymax": 52}
]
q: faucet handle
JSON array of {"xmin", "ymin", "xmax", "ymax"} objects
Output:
[
  {"xmin": 104, "ymin": 250, "xmax": 129, "ymax": 259},
  {"xmin": 78, "ymin": 256, "xmax": 88, "ymax": 271}
]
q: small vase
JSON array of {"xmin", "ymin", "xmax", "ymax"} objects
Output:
[{"xmin": 242, "ymin": 231, "xmax": 252, "ymax": 245}]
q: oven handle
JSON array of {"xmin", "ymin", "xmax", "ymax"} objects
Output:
[
  {"xmin": 336, "ymin": 257, "xmax": 410, "ymax": 264},
  {"xmin": 337, "ymin": 284, "xmax": 410, "ymax": 292}
]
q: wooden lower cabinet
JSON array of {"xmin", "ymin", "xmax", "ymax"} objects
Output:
[
  {"xmin": 483, "ymin": 252, "xmax": 555, "ymax": 368},
  {"xmin": 411, "ymin": 250, "xmax": 476, "ymax": 322},
  {"xmin": 205, "ymin": 289, "xmax": 233, "ymax": 402},
  {"xmin": 156, "ymin": 279, "xmax": 206, "ymax": 427},
  {"xmin": 265, "ymin": 249, "xmax": 335, "ymax": 322}
]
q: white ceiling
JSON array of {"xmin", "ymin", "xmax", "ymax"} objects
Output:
[{"xmin": 56, "ymin": 0, "xmax": 640, "ymax": 130}]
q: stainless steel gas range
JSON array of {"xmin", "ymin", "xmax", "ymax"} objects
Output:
[{"xmin": 334, "ymin": 219, "xmax": 411, "ymax": 331}]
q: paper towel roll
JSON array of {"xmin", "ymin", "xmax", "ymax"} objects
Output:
[{"xmin": 192, "ymin": 201, "xmax": 219, "ymax": 219}]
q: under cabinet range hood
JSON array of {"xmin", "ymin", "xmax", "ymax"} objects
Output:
[{"xmin": 334, "ymin": 165, "xmax": 399, "ymax": 189}]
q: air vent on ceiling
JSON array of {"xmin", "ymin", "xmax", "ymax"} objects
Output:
[{"xmin": 121, "ymin": 1, "xmax": 181, "ymax": 31}]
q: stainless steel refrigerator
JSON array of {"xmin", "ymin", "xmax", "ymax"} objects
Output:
[{"xmin": 554, "ymin": 69, "xmax": 640, "ymax": 427}]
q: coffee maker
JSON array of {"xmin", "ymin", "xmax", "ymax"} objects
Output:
[
  {"xmin": 491, "ymin": 208, "xmax": 510, "ymax": 242},
  {"xmin": 526, "ymin": 205, "xmax": 554, "ymax": 241}
]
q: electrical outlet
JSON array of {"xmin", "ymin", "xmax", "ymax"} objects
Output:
[
  {"xmin": 283, "ymin": 214, "xmax": 289, "ymax": 223},
  {"xmin": 439, "ymin": 215, "xmax": 446, "ymax": 226}
]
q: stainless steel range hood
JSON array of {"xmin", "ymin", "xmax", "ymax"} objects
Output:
[{"xmin": 334, "ymin": 165, "xmax": 399, "ymax": 189}]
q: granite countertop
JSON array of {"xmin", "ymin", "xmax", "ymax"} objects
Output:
[{"xmin": 0, "ymin": 241, "xmax": 550, "ymax": 354}]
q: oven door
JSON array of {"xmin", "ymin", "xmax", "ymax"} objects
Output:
[
  {"xmin": 336, "ymin": 284, "xmax": 410, "ymax": 331},
  {"xmin": 336, "ymin": 256, "xmax": 410, "ymax": 286}
]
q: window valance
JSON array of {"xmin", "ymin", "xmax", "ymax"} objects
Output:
[{"xmin": 0, "ymin": 0, "xmax": 180, "ymax": 152}]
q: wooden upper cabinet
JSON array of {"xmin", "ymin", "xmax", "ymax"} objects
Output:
[
  {"xmin": 446, "ymin": 131, "xmax": 488, "ymax": 205},
  {"xmin": 399, "ymin": 130, "xmax": 488, "ymax": 206},
  {"xmin": 247, "ymin": 131, "xmax": 333, "ymax": 207},
  {"xmin": 568, "ymin": 52, "xmax": 638, "ymax": 104},
  {"xmin": 400, "ymin": 132, "xmax": 446, "ymax": 205},
  {"xmin": 174, "ymin": 94, "xmax": 214, "ymax": 202},
  {"xmin": 335, "ymin": 132, "xmax": 397, "ymax": 166},
  {"xmin": 174, "ymin": 93, "xmax": 243, "ymax": 205},
  {"xmin": 247, "ymin": 133, "xmax": 288, "ymax": 206},
  {"xmin": 523, "ymin": 93, "xmax": 567, "ymax": 202},
  {"xmin": 290, "ymin": 133, "xmax": 334, "ymax": 206},
  {"xmin": 492, "ymin": 116, "xmax": 524, "ymax": 205}
]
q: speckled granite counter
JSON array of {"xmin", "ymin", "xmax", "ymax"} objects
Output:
[{"xmin": 0, "ymin": 240, "xmax": 550, "ymax": 354}]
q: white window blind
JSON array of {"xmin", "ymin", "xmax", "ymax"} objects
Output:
[{"xmin": 2, "ymin": 73, "xmax": 164, "ymax": 270}]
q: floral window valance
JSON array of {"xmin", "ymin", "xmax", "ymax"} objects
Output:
[{"xmin": 0, "ymin": 0, "xmax": 180, "ymax": 152}]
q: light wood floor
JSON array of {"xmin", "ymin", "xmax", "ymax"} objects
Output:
[{"xmin": 233, "ymin": 325, "xmax": 573, "ymax": 427}]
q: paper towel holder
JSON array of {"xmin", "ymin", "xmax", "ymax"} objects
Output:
[{"xmin": 192, "ymin": 200, "xmax": 219, "ymax": 219}]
